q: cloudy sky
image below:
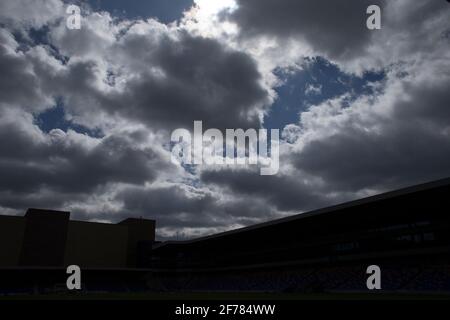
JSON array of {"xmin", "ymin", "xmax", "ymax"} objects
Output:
[{"xmin": 0, "ymin": 0, "xmax": 449, "ymax": 240}]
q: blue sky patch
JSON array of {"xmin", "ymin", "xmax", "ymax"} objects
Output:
[
  {"xmin": 84, "ymin": 0, "xmax": 193, "ymax": 23},
  {"xmin": 263, "ymin": 57, "xmax": 385, "ymax": 130},
  {"xmin": 35, "ymin": 100, "xmax": 103, "ymax": 138}
]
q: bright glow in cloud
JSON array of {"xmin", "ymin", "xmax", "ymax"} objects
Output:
[
  {"xmin": 194, "ymin": 0, "xmax": 237, "ymax": 15},
  {"xmin": 183, "ymin": 0, "xmax": 238, "ymax": 37}
]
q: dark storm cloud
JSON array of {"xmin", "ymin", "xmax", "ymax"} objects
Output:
[
  {"xmin": 228, "ymin": 0, "xmax": 385, "ymax": 61},
  {"xmin": 116, "ymin": 185, "xmax": 219, "ymax": 228},
  {"xmin": 0, "ymin": 190, "xmax": 86, "ymax": 212},
  {"xmin": 50, "ymin": 25, "xmax": 270, "ymax": 131},
  {"xmin": 96, "ymin": 184, "xmax": 282, "ymax": 232},
  {"xmin": 392, "ymin": 80, "xmax": 450, "ymax": 127},
  {"xmin": 229, "ymin": 0, "xmax": 449, "ymax": 65},
  {"xmin": 294, "ymin": 123, "xmax": 450, "ymax": 192},
  {"xmin": 119, "ymin": 185, "xmax": 215, "ymax": 217},
  {"xmin": 86, "ymin": 0, "xmax": 193, "ymax": 23},
  {"xmin": 201, "ymin": 169, "xmax": 326, "ymax": 212},
  {"xmin": 0, "ymin": 116, "xmax": 165, "ymax": 195},
  {"xmin": 111, "ymin": 32, "xmax": 269, "ymax": 130}
]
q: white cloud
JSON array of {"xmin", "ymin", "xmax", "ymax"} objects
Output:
[
  {"xmin": 0, "ymin": 0, "xmax": 64, "ymax": 29},
  {"xmin": 0, "ymin": 0, "xmax": 449, "ymax": 239}
]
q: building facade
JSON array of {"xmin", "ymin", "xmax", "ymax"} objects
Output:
[{"xmin": 0, "ymin": 208, "xmax": 155, "ymax": 268}]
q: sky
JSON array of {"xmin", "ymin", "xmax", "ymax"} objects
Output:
[{"xmin": 0, "ymin": 0, "xmax": 449, "ymax": 240}]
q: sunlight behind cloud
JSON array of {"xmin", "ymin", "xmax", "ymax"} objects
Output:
[
  {"xmin": 183, "ymin": 0, "xmax": 238, "ymax": 37},
  {"xmin": 194, "ymin": 0, "xmax": 237, "ymax": 15}
]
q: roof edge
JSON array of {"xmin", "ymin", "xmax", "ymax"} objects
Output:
[{"xmin": 153, "ymin": 176, "xmax": 450, "ymax": 249}]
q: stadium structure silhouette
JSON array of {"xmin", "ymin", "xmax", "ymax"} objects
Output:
[{"xmin": 1, "ymin": 178, "xmax": 450, "ymax": 296}]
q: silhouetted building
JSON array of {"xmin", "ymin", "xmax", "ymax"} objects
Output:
[
  {"xmin": 141, "ymin": 178, "xmax": 450, "ymax": 294},
  {"xmin": 2, "ymin": 178, "xmax": 450, "ymax": 295},
  {"xmin": 148, "ymin": 178, "xmax": 450, "ymax": 270},
  {"xmin": 0, "ymin": 208, "xmax": 155, "ymax": 268}
]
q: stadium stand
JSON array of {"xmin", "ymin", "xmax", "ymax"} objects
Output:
[{"xmin": 1, "ymin": 178, "xmax": 450, "ymax": 296}]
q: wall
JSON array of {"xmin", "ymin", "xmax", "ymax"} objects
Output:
[
  {"xmin": 0, "ymin": 215, "xmax": 25, "ymax": 267},
  {"xmin": 19, "ymin": 209, "xmax": 70, "ymax": 267},
  {"xmin": 119, "ymin": 218, "xmax": 156, "ymax": 267},
  {"xmin": 64, "ymin": 221, "xmax": 129, "ymax": 268},
  {"xmin": 0, "ymin": 210, "xmax": 155, "ymax": 268}
]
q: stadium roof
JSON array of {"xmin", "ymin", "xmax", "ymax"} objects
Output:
[{"xmin": 153, "ymin": 177, "xmax": 450, "ymax": 249}]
